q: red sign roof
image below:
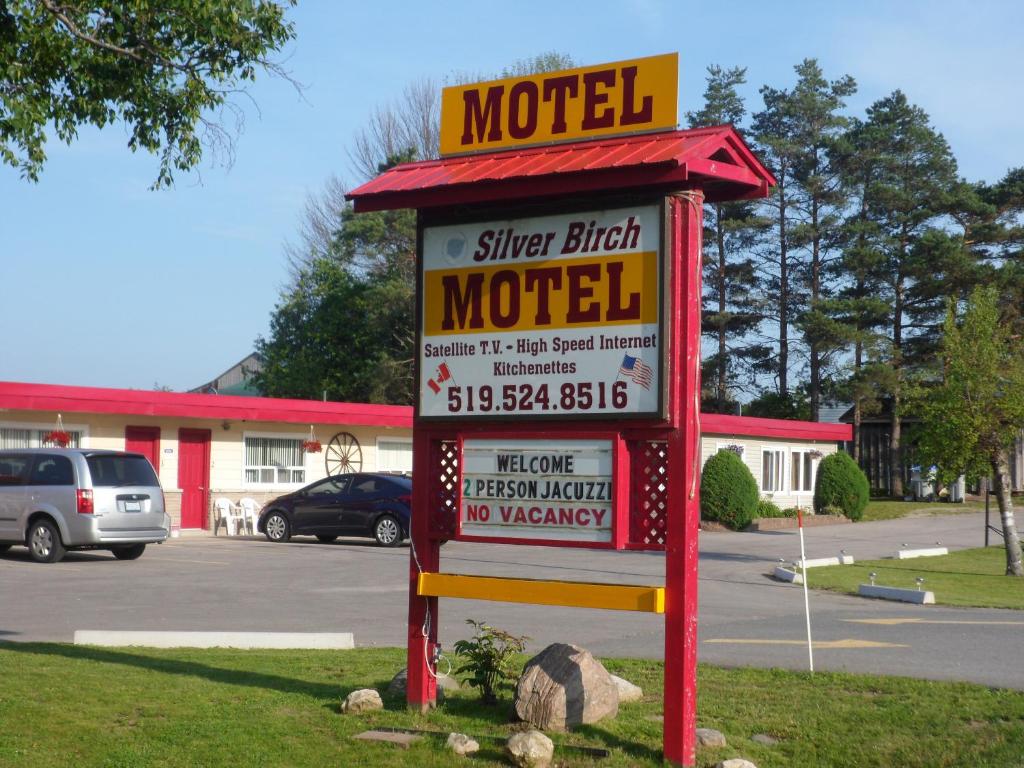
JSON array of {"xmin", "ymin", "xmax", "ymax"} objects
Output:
[{"xmin": 346, "ymin": 125, "xmax": 775, "ymax": 212}]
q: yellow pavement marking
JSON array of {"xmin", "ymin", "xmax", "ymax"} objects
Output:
[
  {"xmin": 705, "ymin": 638, "xmax": 908, "ymax": 649},
  {"xmin": 846, "ymin": 618, "xmax": 1024, "ymax": 626}
]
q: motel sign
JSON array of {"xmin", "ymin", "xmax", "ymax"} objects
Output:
[{"xmin": 348, "ymin": 54, "xmax": 775, "ymax": 767}]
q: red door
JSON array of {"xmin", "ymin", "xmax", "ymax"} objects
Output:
[
  {"xmin": 178, "ymin": 429, "xmax": 211, "ymax": 529},
  {"xmin": 125, "ymin": 426, "xmax": 161, "ymax": 477}
]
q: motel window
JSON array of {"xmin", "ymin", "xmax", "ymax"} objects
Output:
[
  {"xmin": 376, "ymin": 438, "xmax": 413, "ymax": 473},
  {"xmin": 791, "ymin": 450, "xmax": 817, "ymax": 492},
  {"xmin": 761, "ymin": 449, "xmax": 785, "ymax": 492},
  {"xmin": 0, "ymin": 426, "xmax": 83, "ymax": 449},
  {"xmin": 244, "ymin": 436, "xmax": 305, "ymax": 485}
]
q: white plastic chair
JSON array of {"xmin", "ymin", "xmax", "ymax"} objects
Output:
[
  {"xmin": 239, "ymin": 497, "xmax": 260, "ymax": 536},
  {"xmin": 214, "ymin": 497, "xmax": 240, "ymax": 536}
]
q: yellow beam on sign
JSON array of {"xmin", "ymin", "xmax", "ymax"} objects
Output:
[{"xmin": 416, "ymin": 572, "xmax": 665, "ymax": 613}]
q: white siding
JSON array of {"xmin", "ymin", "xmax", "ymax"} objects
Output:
[{"xmin": 701, "ymin": 434, "xmax": 838, "ymax": 508}]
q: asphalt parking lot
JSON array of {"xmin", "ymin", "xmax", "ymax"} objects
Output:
[{"xmin": 2, "ymin": 511, "xmax": 1022, "ymax": 690}]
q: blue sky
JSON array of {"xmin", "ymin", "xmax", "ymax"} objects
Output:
[{"xmin": 2, "ymin": 0, "xmax": 1021, "ymax": 392}]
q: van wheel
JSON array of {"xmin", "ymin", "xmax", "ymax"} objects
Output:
[
  {"xmin": 112, "ymin": 544, "xmax": 146, "ymax": 560},
  {"xmin": 27, "ymin": 520, "xmax": 66, "ymax": 563}
]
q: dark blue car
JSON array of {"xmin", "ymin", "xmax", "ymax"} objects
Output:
[{"xmin": 257, "ymin": 473, "xmax": 411, "ymax": 547}]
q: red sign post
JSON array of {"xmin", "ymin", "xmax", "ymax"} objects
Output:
[{"xmin": 348, "ymin": 59, "xmax": 774, "ymax": 768}]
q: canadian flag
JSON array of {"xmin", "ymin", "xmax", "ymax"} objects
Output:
[
  {"xmin": 427, "ymin": 379, "xmax": 441, "ymax": 394},
  {"xmin": 436, "ymin": 362, "xmax": 452, "ymax": 382}
]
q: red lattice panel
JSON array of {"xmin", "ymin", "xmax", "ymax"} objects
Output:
[
  {"xmin": 429, "ymin": 439, "xmax": 459, "ymax": 539},
  {"xmin": 629, "ymin": 440, "xmax": 668, "ymax": 549}
]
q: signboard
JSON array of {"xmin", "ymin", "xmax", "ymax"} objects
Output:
[
  {"xmin": 419, "ymin": 204, "xmax": 664, "ymax": 419},
  {"xmin": 440, "ymin": 53, "xmax": 678, "ymax": 156},
  {"xmin": 460, "ymin": 438, "xmax": 613, "ymax": 543}
]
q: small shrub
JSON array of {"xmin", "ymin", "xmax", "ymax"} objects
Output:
[
  {"xmin": 452, "ymin": 620, "xmax": 529, "ymax": 704},
  {"xmin": 701, "ymin": 450, "xmax": 759, "ymax": 530},
  {"xmin": 755, "ymin": 499, "xmax": 783, "ymax": 518},
  {"xmin": 780, "ymin": 507, "xmax": 803, "ymax": 518},
  {"xmin": 813, "ymin": 452, "xmax": 870, "ymax": 521}
]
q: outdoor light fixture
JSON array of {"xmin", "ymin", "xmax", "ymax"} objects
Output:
[
  {"xmin": 869, "ymin": 572, "xmax": 877, "ymax": 586},
  {"xmin": 916, "ymin": 577, "xmax": 925, "ymax": 592}
]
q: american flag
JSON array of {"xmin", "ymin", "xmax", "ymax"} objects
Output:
[{"xmin": 618, "ymin": 354, "xmax": 653, "ymax": 389}]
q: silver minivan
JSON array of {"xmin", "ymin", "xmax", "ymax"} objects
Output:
[{"xmin": 0, "ymin": 448, "xmax": 170, "ymax": 563}]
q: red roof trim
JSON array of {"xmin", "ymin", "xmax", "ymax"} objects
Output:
[
  {"xmin": 0, "ymin": 382, "xmax": 849, "ymax": 440},
  {"xmin": 701, "ymin": 413, "xmax": 851, "ymax": 442},
  {"xmin": 0, "ymin": 381, "xmax": 413, "ymax": 429},
  {"xmin": 346, "ymin": 126, "xmax": 775, "ymax": 212}
]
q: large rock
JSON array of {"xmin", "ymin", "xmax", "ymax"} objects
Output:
[
  {"xmin": 610, "ymin": 673, "xmax": 643, "ymax": 703},
  {"xmin": 386, "ymin": 667, "xmax": 461, "ymax": 698},
  {"xmin": 514, "ymin": 643, "xmax": 618, "ymax": 731},
  {"xmin": 340, "ymin": 688, "xmax": 383, "ymax": 714},
  {"xmin": 506, "ymin": 729, "xmax": 554, "ymax": 768},
  {"xmin": 697, "ymin": 727, "xmax": 727, "ymax": 747},
  {"xmin": 717, "ymin": 760, "xmax": 758, "ymax": 768}
]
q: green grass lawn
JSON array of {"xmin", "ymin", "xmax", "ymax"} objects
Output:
[
  {"xmin": 861, "ymin": 499, "xmax": 983, "ymax": 522},
  {"xmin": 805, "ymin": 546, "xmax": 1024, "ymax": 609},
  {"xmin": 0, "ymin": 644, "xmax": 1023, "ymax": 767}
]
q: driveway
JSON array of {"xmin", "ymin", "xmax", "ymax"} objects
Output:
[{"xmin": 1, "ymin": 510, "xmax": 1020, "ymax": 690}]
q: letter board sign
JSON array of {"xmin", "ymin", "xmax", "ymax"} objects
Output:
[
  {"xmin": 460, "ymin": 438, "xmax": 613, "ymax": 544},
  {"xmin": 440, "ymin": 53, "xmax": 678, "ymax": 156},
  {"xmin": 419, "ymin": 204, "xmax": 665, "ymax": 420}
]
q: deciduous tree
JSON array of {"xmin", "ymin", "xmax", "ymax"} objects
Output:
[
  {"xmin": 911, "ymin": 287, "xmax": 1024, "ymax": 576},
  {"xmin": 1, "ymin": 0, "xmax": 296, "ymax": 187}
]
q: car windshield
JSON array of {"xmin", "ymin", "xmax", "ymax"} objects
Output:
[{"xmin": 86, "ymin": 455, "xmax": 159, "ymax": 487}]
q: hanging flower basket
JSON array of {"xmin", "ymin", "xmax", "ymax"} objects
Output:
[
  {"xmin": 302, "ymin": 426, "xmax": 321, "ymax": 453},
  {"xmin": 44, "ymin": 430, "xmax": 72, "ymax": 448},
  {"xmin": 44, "ymin": 414, "xmax": 72, "ymax": 447}
]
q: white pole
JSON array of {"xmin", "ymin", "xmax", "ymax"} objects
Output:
[{"xmin": 798, "ymin": 509, "xmax": 814, "ymax": 673}]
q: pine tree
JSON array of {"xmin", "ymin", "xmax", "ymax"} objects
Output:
[
  {"xmin": 785, "ymin": 60, "xmax": 857, "ymax": 420},
  {"xmin": 851, "ymin": 91, "xmax": 959, "ymax": 495},
  {"xmin": 687, "ymin": 66, "xmax": 769, "ymax": 412}
]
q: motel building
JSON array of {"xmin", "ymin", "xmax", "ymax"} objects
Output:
[{"xmin": 0, "ymin": 380, "xmax": 849, "ymax": 532}]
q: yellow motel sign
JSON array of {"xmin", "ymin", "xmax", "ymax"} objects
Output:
[{"xmin": 440, "ymin": 53, "xmax": 678, "ymax": 156}]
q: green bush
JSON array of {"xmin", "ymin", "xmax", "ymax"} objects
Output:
[
  {"xmin": 780, "ymin": 507, "xmax": 803, "ymax": 518},
  {"xmin": 701, "ymin": 450, "xmax": 759, "ymax": 530},
  {"xmin": 755, "ymin": 499, "xmax": 783, "ymax": 518},
  {"xmin": 813, "ymin": 452, "xmax": 870, "ymax": 521}
]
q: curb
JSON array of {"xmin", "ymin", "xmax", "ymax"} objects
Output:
[
  {"xmin": 896, "ymin": 547, "xmax": 948, "ymax": 560},
  {"xmin": 73, "ymin": 631, "xmax": 356, "ymax": 649},
  {"xmin": 858, "ymin": 585, "xmax": 935, "ymax": 604}
]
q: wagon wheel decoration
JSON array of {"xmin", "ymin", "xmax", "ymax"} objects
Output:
[{"xmin": 325, "ymin": 432, "xmax": 362, "ymax": 475}]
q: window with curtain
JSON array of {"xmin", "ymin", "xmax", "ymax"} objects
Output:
[
  {"xmin": 244, "ymin": 436, "xmax": 305, "ymax": 485},
  {"xmin": 0, "ymin": 426, "xmax": 82, "ymax": 449},
  {"xmin": 791, "ymin": 451, "xmax": 816, "ymax": 492},
  {"xmin": 761, "ymin": 449, "xmax": 785, "ymax": 492},
  {"xmin": 377, "ymin": 439, "xmax": 412, "ymax": 472}
]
